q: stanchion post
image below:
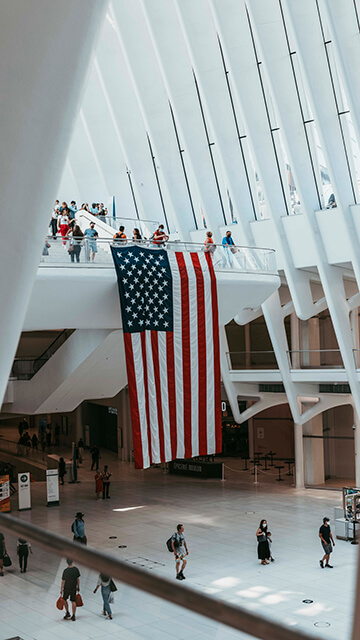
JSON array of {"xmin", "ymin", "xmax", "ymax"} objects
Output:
[
  {"xmin": 221, "ymin": 463, "xmax": 225, "ymax": 482},
  {"xmin": 254, "ymin": 464, "xmax": 258, "ymax": 485}
]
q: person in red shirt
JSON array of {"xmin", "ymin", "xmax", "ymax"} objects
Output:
[{"xmin": 152, "ymin": 224, "xmax": 169, "ymax": 245}]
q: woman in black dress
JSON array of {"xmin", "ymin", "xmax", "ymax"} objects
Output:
[{"xmin": 256, "ymin": 519, "xmax": 270, "ymax": 565}]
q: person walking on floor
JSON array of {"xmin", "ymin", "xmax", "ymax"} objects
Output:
[
  {"xmin": 72, "ymin": 512, "xmax": 87, "ymax": 545},
  {"xmin": 93, "ymin": 573, "xmax": 114, "ymax": 619},
  {"xmin": 171, "ymin": 524, "xmax": 189, "ymax": 580},
  {"xmin": 319, "ymin": 516, "xmax": 335, "ymax": 568},
  {"xmin": 31, "ymin": 433, "xmax": 38, "ymax": 450},
  {"xmin": 102, "ymin": 465, "xmax": 111, "ymax": 499},
  {"xmin": 91, "ymin": 445, "xmax": 100, "ymax": 471},
  {"xmin": 77, "ymin": 437, "xmax": 85, "ymax": 461},
  {"xmin": 59, "ymin": 457, "xmax": 66, "ymax": 485},
  {"xmin": 17, "ymin": 538, "xmax": 32, "ymax": 573},
  {"xmin": 60, "ymin": 558, "xmax": 80, "ymax": 621},
  {"xmin": 266, "ymin": 531, "xmax": 275, "ymax": 562},
  {"xmin": 256, "ymin": 519, "xmax": 271, "ymax": 565},
  {"xmin": 94, "ymin": 471, "xmax": 103, "ymax": 499},
  {"xmin": 0, "ymin": 531, "xmax": 7, "ymax": 576}
]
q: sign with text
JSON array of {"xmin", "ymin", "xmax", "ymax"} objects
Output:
[
  {"xmin": 46, "ymin": 469, "xmax": 59, "ymax": 506},
  {"xmin": 169, "ymin": 460, "xmax": 223, "ymax": 479},
  {"xmin": 18, "ymin": 472, "xmax": 31, "ymax": 511},
  {"xmin": 0, "ymin": 475, "xmax": 10, "ymax": 512}
]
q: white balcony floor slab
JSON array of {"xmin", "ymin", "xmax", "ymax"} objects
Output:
[
  {"xmin": 229, "ymin": 369, "xmax": 352, "ymax": 384},
  {"xmin": 0, "ymin": 449, "xmax": 355, "ymax": 640}
]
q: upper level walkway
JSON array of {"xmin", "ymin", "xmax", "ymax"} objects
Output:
[
  {"xmin": 24, "ymin": 236, "xmax": 280, "ymax": 331},
  {"xmin": 226, "ymin": 349, "xmax": 360, "ymax": 383}
]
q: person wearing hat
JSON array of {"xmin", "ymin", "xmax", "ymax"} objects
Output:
[
  {"xmin": 83, "ymin": 221, "xmax": 98, "ymax": 263},
  {"xmin": 72, "ymin": 512, "xmax": 87, "ymax": 545}
]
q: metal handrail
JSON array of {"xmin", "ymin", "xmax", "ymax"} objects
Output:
[{"xmin": 0, "ymin": 513, "xmax": 319, "ymax": 640}]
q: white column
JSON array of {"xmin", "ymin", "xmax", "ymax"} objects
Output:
[
  {"xmin": 294, "ymin": 423, "xmax": 305, "ymax": 489},
  {"xmin": 354, "ymin": 410, "xmax": 360, "ymax": 488},
  {"xmin": 0, "ymin": 0, "xmax": 107, "ymax": 407},
  {"xmin": 75, "ymin": 406, "xmax": 83, "ymax": 444}
]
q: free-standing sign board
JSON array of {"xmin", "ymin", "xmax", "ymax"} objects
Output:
[
  {"xmin": 0, "ymin": 475, "xmax": 10, "ymax": 512},
  {"xmin": 46, "ymin": 469, "xmax": 59, "ymax": 506},
  {"xmin": 18, "ymin": 472, "xmax": 31, "ymax": 511},
  {"xmin": 169, "ymin": 460, "xmax": 224, "ymax": 479}
]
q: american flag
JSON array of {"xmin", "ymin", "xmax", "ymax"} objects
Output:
[{"xmin": 111, "ymin": 244, "xmax": 222, "ymax": 469}]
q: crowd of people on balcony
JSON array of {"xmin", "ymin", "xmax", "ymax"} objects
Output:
[{"xmin": 46, "ymin": 199, "xmax": 241, "ymax": 269}]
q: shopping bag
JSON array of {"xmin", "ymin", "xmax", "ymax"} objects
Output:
[
  {"xmin": 110, "ymin": 579, "xmax": 117, "ymax": 592},
  {"xmin": 56, "ymin": 596, "xmax": 65, "ymax": 610},
  {"xmin": 3, "ymin": 552, "xmax": 11, "ymax": 567},
  {"xmin": 75, "ymin": 593, "xmax": 84, "ymax": 607}
]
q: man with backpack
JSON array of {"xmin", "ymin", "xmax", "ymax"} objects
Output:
[
  {"xmin": 113, "ymin": 225, "xmax": 127, "ymax": 242},
  {"xmin": 72, "ymin": 512, "xmax": 87, "ymax": 545},
  {"xmin": 171, "ymin": 524, "xmax": 189, "ymax": 580}
]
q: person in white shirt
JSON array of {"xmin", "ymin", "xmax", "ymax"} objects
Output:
[
  {"xmin": 58, "ymin": 212, "xmax": 70, "ymax": 246},
  {"xmin": 50, "ymin": 208, "xmax": 59, "ymax": 239},
  {"xmin": 93, "ymin": 573, "xmax": 114, "ymax": 619}
]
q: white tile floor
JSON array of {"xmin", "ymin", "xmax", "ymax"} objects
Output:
[{"xmin": 0, "ymin": 451, "xmax": 355, "ymax": 640}]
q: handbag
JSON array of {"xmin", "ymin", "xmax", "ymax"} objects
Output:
[
  {"xmin": 110, "ymin": 579, "xmax": 117, "ymax": 592},
  {"xmin": 75, "ymin": 593, "xmax": 84, "ymax": 607},
  {"xmin": 68, "ymin": 244, "xmax": 74, "ymax": 253},
  {"xmin": 56, "ymin": 596, "xmax": 65, "ymax": 610},
  {"xmin": 3, "ymin": 552, "xmax": 12, "ymax": 567}
]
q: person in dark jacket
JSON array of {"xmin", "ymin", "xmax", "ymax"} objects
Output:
[
  {"xmin": 90, "ymin": 445, "xmax": 100, "ymax": 471},
  {"xmin": 256, "ymin": 519, "xmax": 271, "ymax": 565},
  {"xmin": 31, "ymin": 433, "xmax": 38, "ymax": 450},
  {"xmin": 59, "ymin": 457, "xmax": 66, "ymax": 485},
  {"xmin": 17, "ymin": 538, "xmax": 32, "ymax": 572}
]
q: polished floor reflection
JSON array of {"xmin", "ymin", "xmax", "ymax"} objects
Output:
[{"xmin": 0, "ymin": 452, "xmax": 355, "ymax": 640}]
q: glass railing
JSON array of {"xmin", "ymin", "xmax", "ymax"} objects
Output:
[
  {"xmin": 39, "ymin": 236, "xmax": 278, "ymax": 275},
  {"xmin": 12, "ymin": 329, "xmax": 74, "ymax": 379},
  {"xmin": 227, "ymin": 351, "xmax": 278, "ymax": 369},
  {"xmin": 0, "ymin": 436, "xmax": 48, "ymax": 464},
  {"xmin": 102, "ymin": 215, "xmax": 160, "ymax": 238},
  {"xmin": 227, "ymin": 349, "xmax": 345, "ymax": 371},
  {"xmin": 287, "ymin": 349, "xmax": 344, "ymax": 369}
]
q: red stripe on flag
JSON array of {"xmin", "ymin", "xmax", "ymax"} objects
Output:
[
  {"xmin": 205, "ymin": 253, "xmax": 222, "ymax": 453},
  {"xmin": 151, "ymin": 331, "xmax": 166, "ymax": 463},
  {"xmin": 141, "ymin": 332, "xmax": 152, "ymax": 465},
  {"xmin": 175, "ymin": 252, "xmax": 192, "ymax": 459},
  {"xmin": 190, "ymin": 253, "xmax": 207, "ymax": 455},
  {"xmin": 124, "ymin": 333, "xmax": 144, "ymax": 469},
  {"xmin": 166, "ymin": 332, "xmax": 178, "ymax": 460}
]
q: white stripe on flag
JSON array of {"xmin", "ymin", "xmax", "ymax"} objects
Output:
[
  {"xmin": 157, "ymin": 332, "xmax": 171, "ymax": 460},
  {"xmin": 198, "ymin": 253, "xmax": 216, "ymax": 454},
  {"xmin": 145, "ymin": 331, "xmax": 160, "ymax": 463},
  {"xmin": 167, "ymin": 251, "xmax": 184, "ymax": 459},
  {"xmin": 182, "ymin": 252, "xmax": 199, "ymax": 458},
  {"xmin": 131, "ymin": 334, "xmax": 150, "ymax": 468}
]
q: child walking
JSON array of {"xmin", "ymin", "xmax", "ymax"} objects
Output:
[{"xmin": 266, "ymin": 531, "xmax": 275, "ymax": 562}]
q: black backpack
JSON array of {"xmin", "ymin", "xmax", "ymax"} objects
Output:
[
  {"xmin": 166, "ymin": 533, "xmax": 179, "ymax": 553},
  {"xmin": 166, "ymin": 537, "xmax": 173, "ymax": 552}
]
